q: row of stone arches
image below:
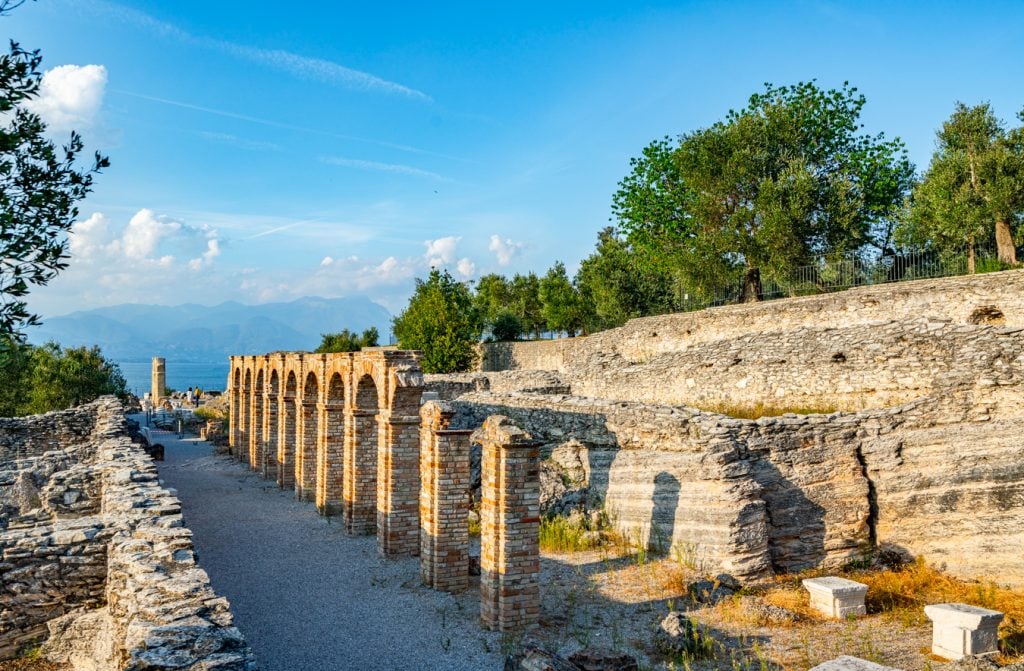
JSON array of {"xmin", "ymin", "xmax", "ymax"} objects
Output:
[
  {"xmin": 227, "ymin": 350, "xmax": 422, "ymax": 555},
  {"xmin": 227, "ymin": 350, "xmax": 541, "ymax": 631}
]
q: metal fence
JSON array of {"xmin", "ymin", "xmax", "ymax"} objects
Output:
[{"xmin": 674, "ymin": 245, "xmax": 1004, "ymax": 313}]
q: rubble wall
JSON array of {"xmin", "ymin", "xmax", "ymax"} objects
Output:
[
  {"xmin": 480, "ymin": 269, "xmax": 1024, "ymax": 372},
  {"xmin": 568, "ymin": 319, "xmax": 1024, "ymax": 410},
  {"xmin": 445, "ymin": 388, "xmax": 1024, "ymax": 587},
  {"xmin": 0, "ymin": 398, "xmax": 256, "ymax": 669}
]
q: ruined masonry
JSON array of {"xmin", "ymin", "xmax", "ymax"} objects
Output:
[
  {"xmin": 0, "ymin": 397, "xmax": 256, "ymax": 669},
  {"xmin": 228, "ymin": 349, "xmax": 543, "ymax": 631}
]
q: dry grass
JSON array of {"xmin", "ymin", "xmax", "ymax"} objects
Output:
[
  {"xmin": 700, "ymin": 401, "xmax": 842, "ymax": 419},
  {"xmin": 716, "ymin": 557, "xmax": 1024, "ymax": 662}
]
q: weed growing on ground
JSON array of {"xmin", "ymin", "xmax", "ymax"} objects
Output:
[{"xmin": 701, "ymin": 401, "xmax": 842, "ymax": 419}]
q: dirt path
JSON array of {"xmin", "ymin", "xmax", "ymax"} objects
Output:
[{"xmin": 149, "ymin": 424, "xmax": 502, "ymax": 671}]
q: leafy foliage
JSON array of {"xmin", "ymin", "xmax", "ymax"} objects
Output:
[
  {"xmin": 899, "ymin": 102, "xmax": 1023, "ymax": 268},
  {"xmin": 0, "ymin": 337, "xmax": 127, "ymax": 416},
  {"xmin": 538, "ymin": 261, "xmax": 586, "ymax": 337},
  {"xmin": 392, "ymin": 269, "xmax": 481, "ymax": 373},
  {"xmin": 314, "ymin": 327, "xmax": 379, "ymax": 353},
  {"xmin": 0, "ymin": 39, "xmax": 109, "ymax": 338},
  {"xmin": 489, "ymin": 311, "xmax": 522, "ymax": 341},
  {"xmin": 575, "ymin": 226, "xmax": 680, "ymax": 330},
  {"xmin": 614, "ymin": 81, "xmax": 914, "ymax": 302}
]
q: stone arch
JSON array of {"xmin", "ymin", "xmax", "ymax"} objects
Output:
[
  {"xmin": 297, "ymin": 370, "xmax": 320, "ymax": 501},
  {"xmin": 263, "ymin": 368, "xmax": 280, "ymax": 480},
  {"xmin": 278, "ymin": 370, "xmax": 298, "ymax": 490},
  {"xmin": 344, "ymin": 373, "xmax": 379, "ymax": 535},
  {"xmin": 316, "ymin": 371, "xmax": 346, "ymax": 515},
  {"xmin": 251, "ymin": 368, "xmax": 265, "ymax": 470}
]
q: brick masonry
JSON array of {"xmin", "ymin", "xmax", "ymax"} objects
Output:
[{"xmin": 476, "ymin": 416, "xmax": 541, "ymax": 632}]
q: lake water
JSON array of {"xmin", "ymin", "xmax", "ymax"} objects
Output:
[{"xmin": 117, "ymin": 360, "xmax": 230, "ymax": 397}]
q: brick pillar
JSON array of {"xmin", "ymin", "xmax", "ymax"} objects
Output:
[
  {"xmin": 317, "ymin": 402, "xmax": 345, "ymax": 516},
  {"xmin": 297, "ymin": 399, "xmax": 318, "ymax": 501},
  {"xmin": 229, "ymin": 380, "xmax": 239, "ymax": 455},
  {"xmin": 237, "ymin": 383, "xmax": 249, "ymax": 462},
  {"xmin": 277, "ymin": 395, "xmax": 297, "ymax": 490},
  {"xmin": 477, "ymin": 416, "xmax": 541, "ymax": 632},
  {"xmin": 263, "ymin": 391, "xmax": 279, "ymax": 480},
  {"xmin": 249, "ymin": 384, "xmax": 263, "ymax": 470},
  {"xmin": 376, "ymin": 409, "xmax": 422, "ymax": 557},
  {"xmin": 419, "ymin": 401, "xmax": 471, "ymax": 592},
  {"xmin": 343, "ymin": 408, "xmax": 378, "ymax": 535}
]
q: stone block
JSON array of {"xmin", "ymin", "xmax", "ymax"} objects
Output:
[
  {"xmin": 808, "ymin": 656, "xmax": 903, "ymax": 671},
  {"xmin": 924, "ymin": 602, "xmax": 1003, "ymax": 660},
  {"xmin": 802, "ymin": 577, "xmax": 868, "ymax": 618}
]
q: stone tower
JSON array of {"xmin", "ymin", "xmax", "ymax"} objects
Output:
[{"xmin": 151, "ymin": 357, "xmax": 166, "ymax": 406}]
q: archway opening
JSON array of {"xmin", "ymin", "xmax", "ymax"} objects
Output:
[
  {"xmin": 317, "ymin": 372, "xmax": 346, "ymax": 515},
  {"xmin": 251, "ymin": 369, "xmax": 265, "ymax": 470}
]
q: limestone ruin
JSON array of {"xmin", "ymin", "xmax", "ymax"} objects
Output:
[
  {"xmin": 0, "ymin": 397, "xmax": 256, "ymax": 669},
  {"xmin": 227, "ymin": 270, "xmax": 1024, "ymax": 596}
]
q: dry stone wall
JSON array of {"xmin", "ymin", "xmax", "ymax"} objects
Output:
[
  {"xmin": 480, "ymin": 269, "xmax": 1024, "ymax": 373},
  {"xmin": 440, "ymin": 385, "xmax": 1024, "ymax": 587},
  {"xmin": 0, "ymin": 397, "xmax": 256, "ymax": 670},
  {"xmin": 568, "ymin": 319, "xmax": 1024, "ymax": 410},
  {"xmin": 0, "ymin": 405, "xmax": 99, "ymax": 462}
]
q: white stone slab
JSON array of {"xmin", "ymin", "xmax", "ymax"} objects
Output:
[
  {"xmin": 924, "ymin": 602, "xmax": 1003, "ymax": 660},
  {"xmin": 802, "ymin": 577, "xmax": 868, "ymax": 618},
  {"xmin": 809, "ymin": 656, "xmax": 904, "ymax": 671}
]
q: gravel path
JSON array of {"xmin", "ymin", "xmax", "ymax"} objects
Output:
[{"xmin": 149, "ymin": 423, "xmax": 503, "ymax": 671}]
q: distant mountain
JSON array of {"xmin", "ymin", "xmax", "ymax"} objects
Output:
[{"xmin": 28, "ymin": 296, "xmax": 393, "ymax": 362}]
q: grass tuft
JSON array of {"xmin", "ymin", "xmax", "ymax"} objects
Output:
[{"xmin": 700, "ymin": 401, "xmax": 841, "ymax": 419}]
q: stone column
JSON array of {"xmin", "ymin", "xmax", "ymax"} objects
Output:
[
  {"xmin": 278, "ymin": 393, "xmax": 297, "ymax": 490},
  {"xmin": 376, "ymin": 409, "xmax": 422, "ymax": 557},
  {"xmin": 343, "ymin": 408, "xmax": 378, "ymax": 535},
  {"xmin": 316, "ymin": 401, "xmax": 345, "ymax": 516},
  {"xmin": 419, "ymin": 401, "xmax": 471, "ymax": 592},
  {"xmin": 297, "ymin": 396, "xmax": 318, "ymax": 501},
  {"xmin": 476, "ymin": 415, "xmax": 541, "ymax": 632},
  {"xmin": 151, "ymin": 356, "xmax": 165, "ymax": 407},
  {"xmin": 228, "ymin": 360, "xmax": 239, "ymax": 454},
  {"xmin": 263, "ymin": 388, "xmax": 279, "ymax": 480},
  {"xmin": 249, "ymin": 377, "xmax": 263, "ymax": 471}
]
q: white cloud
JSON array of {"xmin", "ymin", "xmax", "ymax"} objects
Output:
[
  {"xmin": 25, "ymin": 64, "xmax": 107, "ymax": 133},
  {"xmin": 122, "ymin": 209, "xmax": 182, "ymax": 259},
  {"xmin": 423, "ymin": 236, "xmax": 460, "ymax": 267},
  {"xmin": 68, "ymin": 212, "xmax": 115, "ymax": 259},
  {"xmin": 320, "ymin": 256, "xmax": 335, "ymax": 266},
  {"xmin": 189, "ymin": 239, "xmax": 221, "ymax": 270},
  {"xmin": 456, "ymin": 258, "xmax": 476, "ymax": 278},
  {"xmin": 488, "ymin": 234, "xmax": 524, "ymax": 266}
]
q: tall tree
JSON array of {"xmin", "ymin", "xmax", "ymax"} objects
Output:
[
  {"xmin": 901, "ymin": 103, "xmax": 1023, "ymax": 270},
  {"xmin": 1, "ymin": 27, "xmax": 109, "ymax": 338},
  {"xmin": 473, "ymin": 273, "xmax": 512, "ymax": 332},
  {"xmin": 538, "ymin": 262, "xmax": 584, "ymax": 337},
  {"xmin": 614, "ymin": 81, "xmax": 914, "ymax": 302},
  {"xmin": 575, "ymin": 226, "xmax": 679, "ymax": 330},
  {"xmin": 509, "ymin": 272, "xmax": 544, "ymax": 339},
  {"xmin": 392, "ymin": 269, "xmax": 481, "ymax": 373},
  {"xmin": 314, "ymin": 327, "xmax": 379, "ymax": 353}
]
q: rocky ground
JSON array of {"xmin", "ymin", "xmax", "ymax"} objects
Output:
[{"xmin": 148, "ymin": 423, "xmax": 1022, "ymax": 671}]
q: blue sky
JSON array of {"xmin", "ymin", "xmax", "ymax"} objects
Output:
[{"xmin": 8, "ymin": 0, "xmax": 1024, "ymax": 316}]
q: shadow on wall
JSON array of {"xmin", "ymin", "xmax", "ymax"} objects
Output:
[
  {"xmin": 749, "ymin": 458, "xmax": 827, "ymax": 573},
  {"xmin": 651, "ymin": 471, "xmax": 681, "ymax": 551}
]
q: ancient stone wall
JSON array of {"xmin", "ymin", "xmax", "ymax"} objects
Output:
[
  {"xmin": 479, "ymin": 269, "xmax": 1024, "ymax": 372},
  {"xmin": 0, "ymin": 405, "xmax": 98, "ymax": 462},
  {"xmin": 568, "ymin": 319, "xmax": 1024, "ymax": 410},
  {"xmin": 0, "ymin": 398, "xmax": 256, "ymax": 669},
  {"xmin": 440, "ymin": 387, "xmax": 1024, "ymax": 587}
]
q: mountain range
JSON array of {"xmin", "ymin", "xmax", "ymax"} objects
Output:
[{"xmin": 28, "ymin": 296, "xmax": 393, "ymax": 363}]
